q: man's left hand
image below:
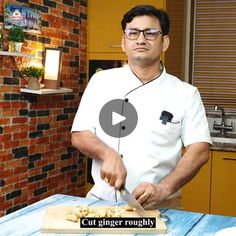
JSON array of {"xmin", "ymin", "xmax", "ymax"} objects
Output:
[{"xmin": 132, "ymin": 182, "xmax": 169, "ymax": 209}]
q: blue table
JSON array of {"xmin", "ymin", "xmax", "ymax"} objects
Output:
[{"xmin": 0, "ymin": 194, "xmax": 236, "ymax": 235}]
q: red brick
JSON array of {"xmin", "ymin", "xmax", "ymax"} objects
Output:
[
  {"xmin": 13, "ymin": 132, "xmax": 28, "ymax": 139},
  {"xmin": 19, "ymin": 139, "xmax": 29, "ymax": 147},
  {"xmin": 0, "ymin": 102, "xmax": 11, "ymax": 108},
  {"xmin": 13, "ymin": 166, "xmax": 28, "ymax": 175},
  {"xmin": 10, "ymin": 102, "xmax": 27, "ymax": 109},
  {"xmin": 1, "ymin": 169, "xmax": 13, "ymax": 178},
  {"xmin": 0, "ymin": 118, "xmax": 10, "ymax": 125},
  {"xmin": 0, "ymin": 134, "xmax": 12, "ymax": 142},
  {"xmin": 28, "ymin": 182, "xmax": 41, "ymax": 191},
  {"xmin": 4, "ymin": 140, "xmax": 20, "ymax": 150},
  {"xmin": 12, "ymin": 117, "xmax": 28, "ymax": 124},
  {"xmin": 1, "ymin": 201, "xmax": 13, "ymax": 211},
  {"xmin": 2, "ymin": 109, "xmax": 18, "ymax": 117}
]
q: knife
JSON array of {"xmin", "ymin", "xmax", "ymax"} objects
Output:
[{"xmin": 119, "ymin": 186, "xmax": 146, "ymax": 217}]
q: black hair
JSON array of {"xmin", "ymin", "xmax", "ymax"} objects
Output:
[{"xmin": 121, "ymin": 5, "xmax": 170, "ymax": 35}]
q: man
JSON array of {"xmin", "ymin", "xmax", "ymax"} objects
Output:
[{"xmin": 71, "ymin": 5, "xmax": 212, "ymax": 209}]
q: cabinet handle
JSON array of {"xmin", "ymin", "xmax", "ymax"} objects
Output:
[
  {"xmin": 222, "ymin": 157, "xmax": 236, "ymax": 161},
  {"xmin": 110, "ymin": 44, "xmax": 122, "ymax": 48}
]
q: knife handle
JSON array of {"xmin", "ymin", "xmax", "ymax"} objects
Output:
[{"xmin": 119, "ymin": 184, "xmax": 126, "ymax": 194}]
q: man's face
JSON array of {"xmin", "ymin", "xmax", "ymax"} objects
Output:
[{"xmin": 121, "ymin": 15, "xmax": 169, "ymax": 65}]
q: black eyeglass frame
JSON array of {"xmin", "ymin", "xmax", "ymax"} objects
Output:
[{"xmin": 124, "ymin": 28, "xmax": 163, "ymax": 41}]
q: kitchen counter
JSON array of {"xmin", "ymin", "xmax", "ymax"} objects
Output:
[
  {"xmin": 211, "ymin": 142, "xmax": 236, "ymax": 152},
  {"xmin": 211, "ymin": 133, "xmax": 236, "ymax": 152},
  {"xmin": 0, "ymin": 194, "xmax": 236, "ymax": 235}
]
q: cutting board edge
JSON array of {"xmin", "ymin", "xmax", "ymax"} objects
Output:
[{"xmin": 41, "ymin": 227, "xmax": 167, "ymax": 234}]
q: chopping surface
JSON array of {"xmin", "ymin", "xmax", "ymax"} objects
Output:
[{"xmin": 41, "ymin": 205, "xmax": 167, "ymax": 234}]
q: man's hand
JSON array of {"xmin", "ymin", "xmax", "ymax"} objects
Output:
[
  {"xmin": 132, "ymin": 182, "xmax": 168, "ymax": 209},
  {"xmin": 100, "ymin": 149, "xmax": 127, "ymax": 190},
  {"xmin": 71, "ymin": 130, "xmax": 127, "ymax": 190},
  {"xmin": 132, "ymin": 142, "xmax": 210, "ymax": 209}
]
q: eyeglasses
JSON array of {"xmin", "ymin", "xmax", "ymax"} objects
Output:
[{"xmin": 124, "ymin": 28, "xmax": 163, "ymax": 41}]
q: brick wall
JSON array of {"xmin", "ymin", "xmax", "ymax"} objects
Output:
[{"xmin": 0, "ymin": 0, "xmax": 87, "ymax": 216}]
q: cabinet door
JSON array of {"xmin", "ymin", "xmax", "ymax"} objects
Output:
[
  {"xmin": 181, "ymin": 152, "xmax": 211, "ymax": 213},
  {"xmin": 211, "ymin": 151, "xmax": 236, "ymax": 217},
  {"xmin": 88, "ymin": 0, "xmax": 165, "ymax": 57}
]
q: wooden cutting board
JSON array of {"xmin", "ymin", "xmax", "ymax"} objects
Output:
[{"xmin": 41, "ymin": 205, "xmax": 167, "ymax": 234}]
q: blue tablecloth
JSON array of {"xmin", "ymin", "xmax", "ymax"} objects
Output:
[{"xmin": 0, "ymin": 194, "xmax": 236, "ymax": 235}]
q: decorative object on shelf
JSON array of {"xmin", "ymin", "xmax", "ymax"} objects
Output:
[
  {"xmin": 20, "ymin": 65, "xmax": 44, "ymax": 90},
  {"xmin": 4, "ymin": 3, "xmax": 41, "ymax": 33},
  {"xmin": 8, "ymin": 25, "xmax": 25, "ymax": 52},
  {"xmin": 44, "ymin": 48, "xmax": 61, "ymax": 89}
]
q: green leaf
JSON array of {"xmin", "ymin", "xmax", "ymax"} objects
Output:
[
  {"xmin": 9, "ymin": 25, "xmax": 25, "ymax": 42},
  {"xmin": 20, "ymin": 66, "xmax": 44, "ymax": 79}
]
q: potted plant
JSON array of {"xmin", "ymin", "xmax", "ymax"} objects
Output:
[
  {"xmin": 20, "ymin": 65, "xmax": 44, "ymax": 90},
  {"xmin": 8, "ymin": 25, "xmax": 25, "ymax": 52}
]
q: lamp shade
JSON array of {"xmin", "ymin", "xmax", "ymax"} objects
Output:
[{"xmin": 44, "ymin": 48, "xmax": 61, "ymax": 89}]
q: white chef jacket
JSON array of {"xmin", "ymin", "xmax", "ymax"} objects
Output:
[{"xmin": 71, "ymin": 65, "xmax": 212, "ymax": 202}]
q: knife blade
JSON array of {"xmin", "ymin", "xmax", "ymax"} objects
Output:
[{"xmin": 119, "ymin": 186, "xmax": 146, "ymax": 217}]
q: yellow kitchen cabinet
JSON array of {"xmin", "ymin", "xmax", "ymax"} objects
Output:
[
  {"xmin": 181, "ymin": 151, "xmax": 211, "ymax": 213},
  {"xmin": 210, "ymin": 151, "xmax": 236, "ymax": 217},
  {"xmin": 88, "ymin": 0, "xmax": 165, "ymax": 60}
]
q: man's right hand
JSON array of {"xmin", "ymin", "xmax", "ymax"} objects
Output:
[
  {"xmin": 71, "ymin": 130, "xmax": 127, "ymax": 190},
  {"xmin": 100, "ymin": 148, "xmax": 127, "ymax": 190}
]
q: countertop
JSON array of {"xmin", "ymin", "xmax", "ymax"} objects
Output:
[
  {"xmin": 211, "ymin": 142, "xmax": 236, "ymax": 152},
  {"xmin": 211, "ymin": 133, "xmax": 236, "ymax": 152},
  {"xmin": 0, "ymin": 194, "xmax": 236, "ymax": 235}
]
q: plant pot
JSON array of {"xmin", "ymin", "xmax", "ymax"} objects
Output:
[
  {"xmin": 27, "ymin": 77, "xmax": 41, "ymax": 90},
  {"xmin": 15, "ymin": 42, "xmax": 23, "ymax": 52},
  {"xmin": 8, "ymin": 41, "xmax": 23, "ymax": 52}
]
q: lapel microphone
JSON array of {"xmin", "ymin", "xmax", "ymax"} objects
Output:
[{"xmin": 160, "ymin": 111, "xmax": 173, "ymax": 125}]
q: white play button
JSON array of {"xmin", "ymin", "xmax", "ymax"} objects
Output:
[
  {"xmin": 99, "ymin": 99, "xmax": 138, "ymax": 138},
  {"xmin": 112, "ymin": 112, "xmax": 126, "ymax": 126}
]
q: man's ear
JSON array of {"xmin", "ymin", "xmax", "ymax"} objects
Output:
[
  {"xmin": 161, "ymin": 35, "xmax": 170, "ymax": 52},
  {"xmin": 121, "ymin": 36, "xmax": 125, "ymax": 52}
]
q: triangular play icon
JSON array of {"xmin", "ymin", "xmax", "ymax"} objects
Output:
[{"xmin": 112, "ymin": 112, "xmax": 126, "ymax": 126}]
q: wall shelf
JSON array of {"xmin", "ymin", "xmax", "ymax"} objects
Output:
[
  {"xmin": 20, "ymin": 87, "xmax": 73, "ymax": 94},
  {"xmin": 0, "ymin": 50, "xmax": 34, "ymax": 57}
]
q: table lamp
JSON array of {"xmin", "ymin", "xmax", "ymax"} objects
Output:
[{"xmin": 44, "ymin": 48, "xmax": 61, "ymax": 89}]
